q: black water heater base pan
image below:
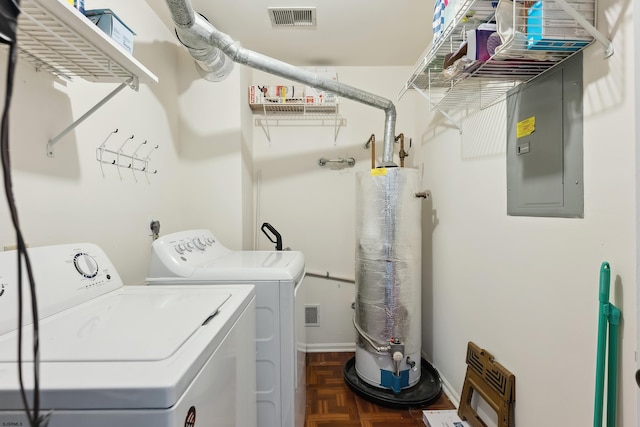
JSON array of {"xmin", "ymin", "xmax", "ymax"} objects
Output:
[{"xmin": 343, "ymin": 356, "xmax": 442, "ymax": 410}]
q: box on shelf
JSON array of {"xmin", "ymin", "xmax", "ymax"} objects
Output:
[
  {"xmin": 304, "ymin": 87, "xmax": 338, "ymax": 105},
  {"xmin": 466, "ymin": 23, "xmax": 497, "ymax": 62},
  {"xmin": 249, "ymin": 68, "xmax": 339, "ymax": 107},
  {"xmin": 85, "ymin": 9, "xmax": 135, "ymax": 54},
  {"xmin": 248, "ymin": 85, "xmax": 305, "ymax": 105},
  {"xmin": 526, "ymin": 0, "xmax": 593, "ymax": 51},
  {"xmin": 66, "ymin": 0, "xmax": 85, "ymax": 13},
  {"xmin": 302, "ymin": 69, "xmax": 338, "ymax": 105}
]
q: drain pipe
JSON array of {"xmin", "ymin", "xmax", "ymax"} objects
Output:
[{"xmin": 164, "ymin": 0, "xmax": 397, "ymax": 166}]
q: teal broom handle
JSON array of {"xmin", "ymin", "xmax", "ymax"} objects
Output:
[
  {"xmin": 606, "ymin": 304, "xmax": 621, "ymax": 427},
  {"xmin": 594, "ymin": 261, "xmax": 610, "ymax": 427}
]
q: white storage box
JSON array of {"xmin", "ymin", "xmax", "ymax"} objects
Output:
[
  {"xmin": 304, "ymin": 70, "xmax": 338, "ymax": 104},
  {"xmin": 85, "ymin": 9, "xmax": 135, "ymax": 54},
  {"xmin": 249, "ymin": 85, "xmax": 305, "ymax": 105}
]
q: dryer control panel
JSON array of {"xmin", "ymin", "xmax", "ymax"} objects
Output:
[
  {"xmin": 149, "ymin": 230, "xmax": 234, "ymax": 278},
  {"xmin": 172, "ymin": 235, "xmax": 216, "ymax": 255}
]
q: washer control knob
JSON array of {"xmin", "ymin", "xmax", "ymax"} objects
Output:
[
  {"xmin": 205, "ymin": 237, "xmax": 214, "ymax": 245},
  {"xmin": 174, "ymin": 244, "xmax": 185, "ymax": 255},
  {"xmin": 74, "ymin": 253, "xmax": 99, "ymax": 278},
  {"xmin": 194, "ymin": 238, "xmax": 206, "ymax": 251},
  {"xmin": 184, "ymin": 241, "xmax": 194, "ymax": 252}
]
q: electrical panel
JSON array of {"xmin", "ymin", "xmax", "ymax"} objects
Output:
[{"xmin": 506, "ymin": 52, "xmax": 583, "ymax": 218}]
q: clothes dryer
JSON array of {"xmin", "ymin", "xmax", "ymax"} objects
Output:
[
  {"xmin": 0, "ymin": 243, "xmax": 256, "ymax": 427},
  {"xmin": 147, "ymin": 229, "xmax": 306, "ymax": 427}
]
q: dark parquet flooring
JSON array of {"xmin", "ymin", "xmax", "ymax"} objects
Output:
[{"xmin": 305, "ymin": 352, "xmax": 455, "ymax": 427}]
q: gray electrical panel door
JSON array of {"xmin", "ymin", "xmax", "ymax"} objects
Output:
[{"xmin": 506, "ymin": 51, "xmax": 583, "ymax": 218}]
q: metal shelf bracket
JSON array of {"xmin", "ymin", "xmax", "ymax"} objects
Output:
[
  {"xmin": 47, "ymin": 78, "xmax": 133, "ymax": 157},
  {"xmin": 553, "ymin": 0, "xmax": 614, "ymax": 58},
  {"xmin": 411, "ymin": 83, "xmax": 462, "ymax": 133}
]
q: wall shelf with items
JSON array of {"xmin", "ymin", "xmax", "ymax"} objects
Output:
[
  {"xmin": 15, "ymin": 0, "xmax": 158, "ymax": 156},
  {"xmin": 400, "ymin": 0, "xmax": 612, "ymax": 125},
  {"xmin": 250, "ymin": 99, "xmax": 346, "ymax": 143}
]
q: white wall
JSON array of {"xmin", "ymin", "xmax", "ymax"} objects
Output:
[
  {"xmin": 415, "ymin": 0, "xmax": 636, "ymax": 424},
  {"xmin": 240, "ymin": 66, "xmax": 255, "ymax": 250},
  {"xmin": 176, "ymin": 47, "xmax": 249, "ymax": 250},
  {"xmin": 636, "ymin": 0, "xmax": 640, "ymax": 421}
]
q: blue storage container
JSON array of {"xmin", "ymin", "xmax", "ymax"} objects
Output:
[{"xmin": 526, "ymin": 0, "xmax": 591, "ymax": 51}]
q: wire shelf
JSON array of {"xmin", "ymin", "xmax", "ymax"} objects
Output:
[
  {"xmin": 12, "ymin": 0, "xmax": 158, "ymax": 155},
  {"xmin": 250, "ymin": 99, "xmax": 345, "ymax": 142},
  {"xmin": 250, "ymin": 102, "xmax": 339, "ymax": 114},
  {"xmin": 401, "ymin": 0, "xmax": 608, "ymax": 111},
  {"xmin": 255, "ymin": 114, "xmax": 346, "ymax": 126},
  {"xmin": 16, "ymin": 0, "xmax": 157, "ymax": 86}
]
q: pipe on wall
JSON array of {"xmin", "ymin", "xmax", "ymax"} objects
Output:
[{"xmin": 164, "ymin": 0, "xmax": 398, "ymax": 166}]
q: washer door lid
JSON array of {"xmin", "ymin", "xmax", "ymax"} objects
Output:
[{"xmin": 0, "ymin": 288, "xmax": 230, "ymax": 362}]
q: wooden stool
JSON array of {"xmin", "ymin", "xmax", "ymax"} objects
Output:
[{"xmin": 458, "ymin": 342, "xmax": 515, "ymax": 427}]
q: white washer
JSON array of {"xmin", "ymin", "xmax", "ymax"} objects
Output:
[
  {"xmin": 147, "ymin": 229, "xmax": 306, "ymax": 427},
  {"xmin": 0, "ymin": 243, "xmax": 256, "ymax": 427}
]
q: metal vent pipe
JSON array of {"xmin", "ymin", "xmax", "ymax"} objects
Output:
[{"xmin": 164, "ymin": 0, "xmax": 397, "ymax": 166}]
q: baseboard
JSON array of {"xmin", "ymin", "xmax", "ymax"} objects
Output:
[
  {"xmin": 421, "ymin": 351, "xmax": 460, "ymax": 408},
  {"xmin": 306, "ymin": 343, "xmax": 356, "ymax": 353},
  {"xmin": 439, "ymin": 374, "xmax": 461, "ymax": 407}
]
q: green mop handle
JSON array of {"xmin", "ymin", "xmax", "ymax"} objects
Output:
[
  {"xmin": 594, "ymin": 261, "xmax": 609, "ymax": 427},
  {"xmin": 606, "ymin": 304, "xmax": 621, "ymax": 427}
]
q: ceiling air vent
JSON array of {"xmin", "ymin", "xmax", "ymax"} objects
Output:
[{"xmin": 268, "ymin": 7, "xmax": 316, "ymax": 28}]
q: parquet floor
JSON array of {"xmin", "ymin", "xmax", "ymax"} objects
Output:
[{"xmin": 305, "ymin": 352, "xmax": 456, "ymax": 427}]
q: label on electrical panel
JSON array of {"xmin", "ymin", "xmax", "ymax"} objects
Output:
[
  {"xmin": 516, "ymin": 116, "xmax": 535, "ymax": 138},
  {"xmin": 371, "ymin": 168, "xmax": 387, "ymax": 176}
]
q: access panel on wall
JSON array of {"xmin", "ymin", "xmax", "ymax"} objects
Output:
[{"xmin": 506, "ymin": 51, "xmax": 583, "ymax": 218}]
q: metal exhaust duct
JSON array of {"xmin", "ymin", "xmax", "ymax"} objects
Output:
[{"xmin": 164, "ymin": 0, "xmax": 397, "ymax": 166}]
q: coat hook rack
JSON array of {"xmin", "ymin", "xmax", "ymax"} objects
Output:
[
  {"xmin": 131, "ymin": 139, "xmax": 147, "ymax": 182},
  {"xmin": 97, "ymin": 128, "xmax": 119, "ymax": 177},
  {"xmin": 95, "ymin": 129, "xmax": 158, "ymax": 181},
  {"xmin": 142, "ymin": 144, "xmax": 159, "ymax": 184},
  {"xmin": 116, "ymin": 134, "xmax": 135, "ymax": 180}
]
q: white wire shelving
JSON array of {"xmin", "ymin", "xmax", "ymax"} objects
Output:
[
  {"xmin": 400, "ymin": 0, "xmax": 612, "ymax": 129},
  {"xmin": 15, "ymin": 0, "xmax": 158, "ymax": 156},
  {"xmin": 250, "ymin": 100, "xmax": 346, "ymax": 142}
]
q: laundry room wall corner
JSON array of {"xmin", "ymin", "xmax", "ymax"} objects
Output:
[{"xmin": 176, "ymin": 46, "xmax": 245, "ymax": 249}]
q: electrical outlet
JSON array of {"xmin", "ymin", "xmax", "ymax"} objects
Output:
[
  {"xmin": 145, "ymin": 216, "xmax": 159, "ymax": 239},
  {"xmin": 150, "ymin": 219, "xmax": 160, "ymax": 240}
]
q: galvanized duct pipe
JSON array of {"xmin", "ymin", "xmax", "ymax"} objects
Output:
[{"xmin": 164, "ymin": 0, "xmax": 397, "ymax": 165}]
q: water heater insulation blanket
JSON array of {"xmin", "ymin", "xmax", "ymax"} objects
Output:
[{"xmin": 354, "ymin": 168, "xmax": 422, "ymax": 389}]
